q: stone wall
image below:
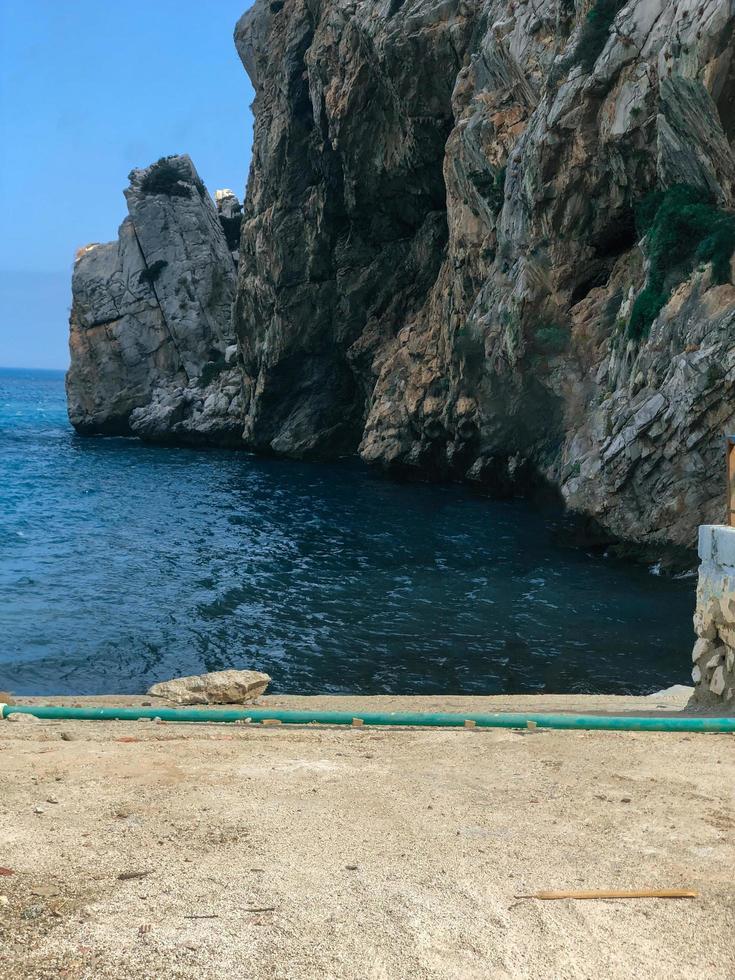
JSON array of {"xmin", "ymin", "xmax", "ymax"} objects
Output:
[{"xmin": 692, "ymin": 525, "xmax": 735, "ymax": 709}]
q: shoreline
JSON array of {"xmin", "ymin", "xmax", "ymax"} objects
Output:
[
  {"xmin": 4, "ymin": 364, "xmax": 696, "ymax": 574},
  {"xmin": 59, "ymin": 429, "xmax": 708, "ymax": 573},
  {"xmin": 8, "ymin": 689, "xmax": 700, "ymax": 717}
]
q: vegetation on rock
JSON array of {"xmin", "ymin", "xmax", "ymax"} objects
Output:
[
  {"xmin": 138, "ymin": 259, "xmax": 168, "ymax": 286},
  {"xmin": 469, "ymin": 165, "xmax": 507, "ymax": 214},
  {"xmin": 138, "ymin": 157, "xmax": 206, "ymax": 198},
  {"xmin": 629, "ymin": 184, "xmax": 735, "ymax": 339},
  {"xmin": 575, "ymin": 0, "xmax": 626, "ymax": 71},
  {"xmin": 532, "ymin": 322, "xmax": 569, "ymax": 355},
  {"xmin": 198, "ymin": 356, "xmax": 228, "ymax": 387}
]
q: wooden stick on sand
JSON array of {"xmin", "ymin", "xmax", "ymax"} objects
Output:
[{"xmin": 516, "ymin": 889, "xmax": 698, "ymax": 900}]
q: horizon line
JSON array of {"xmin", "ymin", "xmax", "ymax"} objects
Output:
[{"xmin": 0, "ymin": 364, "xmax": 68, "ymax": 373}]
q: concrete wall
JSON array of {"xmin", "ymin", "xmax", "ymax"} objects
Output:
[{"xmin": 692, "ymin": 525, "xmax": 735, "ymax": 708}]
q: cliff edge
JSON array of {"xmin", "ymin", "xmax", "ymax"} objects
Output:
[
  {"xmin": 233, "ymin": 0, "xmax": 735, "ymax": 548},
  {"xmin": 67, "ymin": 2, "xmax": 735, "ymax": 551}
]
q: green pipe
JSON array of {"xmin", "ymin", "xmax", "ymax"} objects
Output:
[{"xmin": 1, "ymin": 703, "xmax": 734, "ymax": 732}]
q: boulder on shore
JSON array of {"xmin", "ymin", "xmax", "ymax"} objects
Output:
[{"xmin": 147, "ymin": 669, "xmax": 271, "ymax": 705}]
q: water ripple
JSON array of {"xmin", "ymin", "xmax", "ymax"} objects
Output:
[{"xmin": 0, "ymin": 367, "xmax": 694, "ymax": 696}]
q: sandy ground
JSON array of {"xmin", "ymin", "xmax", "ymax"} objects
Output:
[{"xmin": 1, "ymin": 691, "xmax": 734, "ymax": 980}]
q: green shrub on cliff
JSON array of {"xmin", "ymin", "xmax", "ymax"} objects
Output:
[
  {"xmin": 532, "ymin": 322, "xmax": 569, "ymax": 355},
  {"xmin": 198, "ymin": 356, "xmax": 227, "ymax": 388},
  {"xmin": 469, "ymin": 165, "xmax": 507, "ymax": 214},
  {"xmin": 575, "ymin": 0, "xmax": 626, "ymax": 72},
  {"xmin": 139, "ymin": 157, "xmax": 206, "ymax": 199},
  {"xmin": 489, "ymin": 166, "xmax": 507, "ymax": 214},
  {"xmin": 138, "ymin": 259, "xmax": 168, "ymax": 286},
  {"xmin": 549, "ymin": 0, "xmax": 625, "ymax": 86},
  {"xmin": 628, "ymin": 184, "xmax": 735, "ymax": 339}
]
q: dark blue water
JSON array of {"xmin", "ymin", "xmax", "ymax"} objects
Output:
[{"xmin": 0, "ymin": 367, "xmax": 694, "ymax": 696}]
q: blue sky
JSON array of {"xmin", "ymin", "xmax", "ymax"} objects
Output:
[{"xmin": 0, "ymin": 1, "xmax": 254, "ymax": 369}]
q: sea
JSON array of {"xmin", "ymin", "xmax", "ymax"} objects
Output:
[{"xmin": 0, "ymin": 367, "xmax": 695, "ymax": 697}]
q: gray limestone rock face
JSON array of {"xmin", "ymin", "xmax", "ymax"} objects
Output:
[
  {"xmin": 67, "ymin": 155, "xmax": 243, "ymax": 445},
  {"xmin": 232, "ymin": 0, "xmax": 735, "ymax": 550},
  {"xmin": 69, "ymin": 4, "xmax": 735, "ymax": 552},
  {"xmin": 233, "ymin": 0, "xmax": 464, "ymax": 458}
]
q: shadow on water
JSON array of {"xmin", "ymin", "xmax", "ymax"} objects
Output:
[{"xmin": 0, "ymin": 368, "xmax": 695, "ymax": 696}]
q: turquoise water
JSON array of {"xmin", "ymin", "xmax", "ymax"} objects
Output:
[{"xmin": 0, "ymin": 367, "xmax": 694, "ymax": 696}]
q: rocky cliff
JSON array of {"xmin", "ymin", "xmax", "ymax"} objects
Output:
[
  {"xmin": 67, "ymin": 156, "xmax": 243, "ymax": 444},
  {"xmin": 233, "ymin": 0, "xmax": 735, "ymax": 550},
  {"xmin": 68, "ymin": 1, "xmax": 735, "ymax": 553}
]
